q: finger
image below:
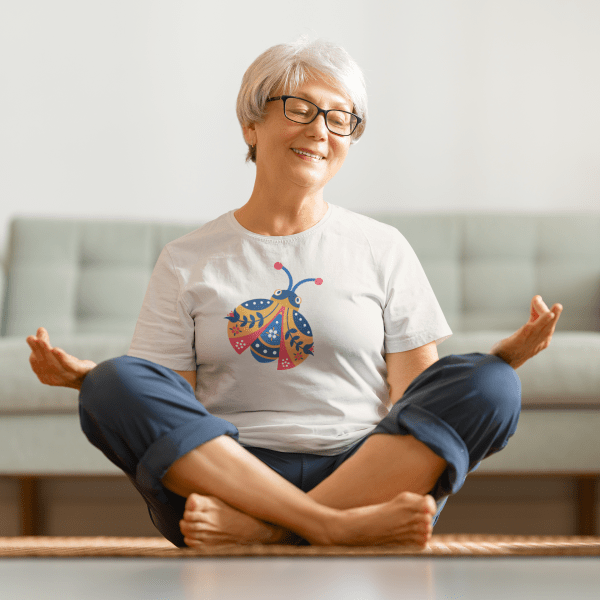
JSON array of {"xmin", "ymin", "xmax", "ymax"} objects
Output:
[
  {"xmin": 36, "ymin": 339, "xmax": 57, "ymax": 361},
  {"xmin": 51, "ymin": 347, "xmax": 76, "ymax": 370},
  {"xmin": 424, "ymin": 495, "xmax": 437, "ymax": 515},
  {"xmin": 535, "ymin": 295, "xmax": 551, "ymax": 313},
  {"xmin": 530, "ymin": 295, "xmax": 548, "ymax": 321},
  {"xmin": 27, "ymin": 337, "xmax": 47, "ymax": 362},
  {"xmin": 36, "ymin": 327, "xmax": 51, "ymax": 344},
  {"xmin": 37, "ymin": 327, "xmax": 53, "ymax": 348}
]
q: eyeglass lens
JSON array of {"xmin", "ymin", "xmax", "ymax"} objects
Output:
[{"xmin": 284, "ymin": 98, "xmax": 357, "ymax": 136}]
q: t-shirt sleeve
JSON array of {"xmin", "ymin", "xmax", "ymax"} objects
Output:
[
  {"xmin": 127, "ymin": 245, "xmax": 196, "ymax": 371},
  {"xmin": 383, "ymin": 230, "xmax": 452, "ymax": 353}
]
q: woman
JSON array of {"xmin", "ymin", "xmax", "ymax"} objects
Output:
[{"xmin": 27, "ymin": 38, "xmax": 562, "ymax": 548}]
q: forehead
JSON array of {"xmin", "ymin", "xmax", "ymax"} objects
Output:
[{"xmin": 286, "ymin": 77, "xmax": 352, "ymax": 111}]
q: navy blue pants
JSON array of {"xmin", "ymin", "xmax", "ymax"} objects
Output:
[{"xmin": 78, "ymin": 353, "xmax": 521, "ymax": 547}]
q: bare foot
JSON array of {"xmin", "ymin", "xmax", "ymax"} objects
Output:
[
  {"xmin": 180, "ymin": 493, "xmax": 284, "ymax": 546},
  {"xmin": 180, "ymin": 491, "xmax": 436, "ymax": 548},
  {"xmin": 324, "ymin": 492, "xmax": 437, "ymax": 548}
]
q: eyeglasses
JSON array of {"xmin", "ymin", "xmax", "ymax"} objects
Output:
[{"xmin": 266, "ymin": 95, "xmax": 362, "ymax": 137}]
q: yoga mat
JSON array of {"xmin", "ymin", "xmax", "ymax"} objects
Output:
[{"xmin": 1, "ymin": 535, "xmax": 599, "ymax": 557}]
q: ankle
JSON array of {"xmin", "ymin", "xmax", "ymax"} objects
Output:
[{"xmin": 300, "ymin": 507, "xmax": 345, "ymax": 546}]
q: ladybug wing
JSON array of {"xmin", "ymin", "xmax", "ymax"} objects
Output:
[
  {"xmin": 249, "ymin": 311, "xmax": 284, "ymax": 364},
  {"xmin": 226, "ymin": 298, "xmax": 281, "ymax": 355},
  {"xmin": 277, "ymin": 309, "xmax": 314, "ymax": 370}
]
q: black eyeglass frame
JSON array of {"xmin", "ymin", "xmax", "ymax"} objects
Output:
[{"xmin": 266, "ymin": 95, "xmax": 362, "ymax": 137}]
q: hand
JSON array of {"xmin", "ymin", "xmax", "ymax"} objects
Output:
[
  {"xmin": 26, "ymin": 327, "xmax": 97, "ymax": 390},
  {"xmin": 490, "ymin": 296, "xmax": 563, "ymax": 369}
]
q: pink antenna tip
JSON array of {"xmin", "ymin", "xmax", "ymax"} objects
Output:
[
  {"xmin": 274, "ymin": 262, "xmax": 283, "ymax": 270},
  {"xmin": 315, "ymin": 278, "xmax": 323, "ymax": 285}
]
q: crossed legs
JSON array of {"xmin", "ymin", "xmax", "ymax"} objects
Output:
[
  {"xmin": 79, "ymin": 353, "xmax": 520, "ymax": 548},
  {"xmin": 164, "ymin": 432, "xmax": 445, "ymax": 547}
]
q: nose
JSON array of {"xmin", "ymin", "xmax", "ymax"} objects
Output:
[{"xmin": 305, "ymin": 112, "xmax": 328, "ymax": 139}]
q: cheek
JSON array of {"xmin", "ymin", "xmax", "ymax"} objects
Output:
[{"xmin": 331, "ymin": 140, "xmax": 350, "ymax": 167}]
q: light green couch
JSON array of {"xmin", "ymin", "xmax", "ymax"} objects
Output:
[{"xmin": 2, "ymin": 214, "xmax": 599, "ymax": 534}]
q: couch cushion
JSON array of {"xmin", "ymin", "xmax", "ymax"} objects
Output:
[
  {"xmin": 0, "ymin": 334, "xmax": 132, "ymax": 414},
  {"xmin": 0, "ymin": 413, "xmax": 121, "ymax": 474},
  {"xmin": 438, "ymin": 331, "xmax": 600, "ymax": 407},
  {"xmin": 476, "ymin": 408, "xmax": 600, "ymax": 473}
]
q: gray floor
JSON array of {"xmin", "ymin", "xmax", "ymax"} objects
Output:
[{"xmin": 2, "ymin": 557, "xmax": 599, "ymax": 600}]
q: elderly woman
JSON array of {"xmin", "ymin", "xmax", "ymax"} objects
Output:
[{"xmin": 27, "ymin": 38, "xmax": 561, "ymax": 548}]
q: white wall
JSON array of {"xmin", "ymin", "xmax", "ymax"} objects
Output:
[{"xmin": 2, "ymin": 0, "xmax": 599, "ymax": 259}]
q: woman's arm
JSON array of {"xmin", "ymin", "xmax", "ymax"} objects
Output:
[
  {"xmin": 385, "ymin": 341, "xmax": 439, "ymax": 406},
  {"xmin": 174, "ymin": 370, "xmax": 197, "ymax": 389}
]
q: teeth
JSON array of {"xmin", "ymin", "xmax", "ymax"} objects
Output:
[{"xmin": 292, "ymin": 149, "xmax": 323, "ymax": 160}]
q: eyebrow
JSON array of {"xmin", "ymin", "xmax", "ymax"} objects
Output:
[{"xmin": 297, "ymin": 92, "xmax": 353, "ymax": 112}]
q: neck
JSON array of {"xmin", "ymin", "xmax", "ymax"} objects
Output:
[{"xmin": 235, "ymin": 182, "xmax": 328, "ymax": 236}]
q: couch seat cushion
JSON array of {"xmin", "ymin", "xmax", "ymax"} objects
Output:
[{"xmin": 439, "ymin": 331, "xmax": 600, "ymax": 407}]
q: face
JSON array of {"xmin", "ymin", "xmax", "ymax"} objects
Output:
[{"xmin": 243, "ymin": 77, "xmax": 354, "ymax": 193}]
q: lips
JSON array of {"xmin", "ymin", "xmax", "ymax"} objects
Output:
[{"xmin": 292, "ymin": 148, "xmax": 325, "ymax": 160}]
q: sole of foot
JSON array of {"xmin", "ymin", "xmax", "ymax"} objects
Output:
[{"xmin": 180, "ymin": 494, "xmax": 280, "ymax": 546}]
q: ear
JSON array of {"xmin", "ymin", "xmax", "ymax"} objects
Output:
[{"xmin": 242, "ymin": 122, "xmax": 257, "ymax": 146}]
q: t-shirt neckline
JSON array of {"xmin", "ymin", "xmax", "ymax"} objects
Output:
[{"xmin": 226, "ymin": 203, "xmax": 334, "ymax": 243}]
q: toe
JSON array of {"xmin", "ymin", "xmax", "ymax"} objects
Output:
[
  {"xmin": 423, "ymin": 495, "xmax": 437, "ymax": 514},
  {"xmin": 183, "ymin": 535, "xmax": 202, "ymax": 548},
  {"xmin": 185, "ymin": 493, "xmax": 201, "ymax": 512}
]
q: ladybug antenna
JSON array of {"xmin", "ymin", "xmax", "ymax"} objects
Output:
[
  {"xmin": 275, "ymin": 262, "xmax": 323, "ymax": 292},
  {"xmin": 274, "ymin": 262, "xmax": 293, "ymax": 290},
  {"xmin": 292, "ymin": 277, "xmax": 323, "ymax": 292}
]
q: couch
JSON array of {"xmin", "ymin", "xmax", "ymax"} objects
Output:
[{"xmin": 1, "ymin": 214, "xmax": 599, "ymax": 535}]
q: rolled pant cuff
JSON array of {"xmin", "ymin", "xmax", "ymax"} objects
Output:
[
  {"xmin": 136, "ymin": 417, "xmax": 239, "ymax": 497},
  {"xmin": 372, "ymin": 399, "xmax": 470, "ymax": 499}
]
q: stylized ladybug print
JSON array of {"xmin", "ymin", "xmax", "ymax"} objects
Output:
[{"xmin": 225, "ymin": 262, "xmax": 323, "ymax": 370}]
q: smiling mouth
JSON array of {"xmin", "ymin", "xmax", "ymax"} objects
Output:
[{"xmin": 292, "ymin": 149, "xmax": 324, "ymax": 161}]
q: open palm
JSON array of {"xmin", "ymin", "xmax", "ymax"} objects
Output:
[
  {"xmin": 26, "ymin": 327, "xmax": 96, "ymax": 390},
  {"xmin": 490, "ymin": 295, "xmax": 563, "ymax": 369}
]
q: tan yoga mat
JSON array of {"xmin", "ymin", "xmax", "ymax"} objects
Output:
[{"xmin": 1, "ymin": 535, "xmax": 600, "ymax": 557}]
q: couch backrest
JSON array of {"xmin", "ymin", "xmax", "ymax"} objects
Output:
[
  {"xmin": 1, "ymin": 219, "xmax": 198, "ymax": 338},
  {"xmin": 369, "ymin": 213, "xmax": 600, "ymax": 332},
  {"xmin": 2, "ymin": 214, "xmax": 599, "ymax": 337}
]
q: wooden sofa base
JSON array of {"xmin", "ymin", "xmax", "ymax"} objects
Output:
[{"xmin": 10, "ymin": 472, "xmax": 599, "ymax": 537}]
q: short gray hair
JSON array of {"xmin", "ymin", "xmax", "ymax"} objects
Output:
[{"xmin": 236, "ymin": 37, "xmax": 368, "ymax": 163}]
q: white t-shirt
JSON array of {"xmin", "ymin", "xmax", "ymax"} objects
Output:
[{"xmin": 128, "ymin": 204, "xmax": 452, "ymax": 455}]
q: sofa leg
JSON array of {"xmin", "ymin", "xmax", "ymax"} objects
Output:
[
  {"xmin": 575, "ymin": 476, "xmax": 598, "ymax": 536},
  {"xmin": 18, "ymin": 476, "xmax": 43, "ymax": 536}
]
